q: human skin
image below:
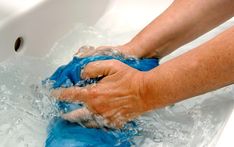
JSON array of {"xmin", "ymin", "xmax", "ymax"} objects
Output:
[{"xmin": 53, "ymin": 0, "xmax": 234, "ymax": 127}]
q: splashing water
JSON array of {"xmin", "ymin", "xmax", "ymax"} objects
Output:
[{"xmin": 0, "ymin": 22, "xmax": 234, "ymax": 147}]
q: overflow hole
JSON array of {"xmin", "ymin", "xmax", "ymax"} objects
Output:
[{"xmin": 14, "ymin": 37, "xmax": 23, "ymax": 52}]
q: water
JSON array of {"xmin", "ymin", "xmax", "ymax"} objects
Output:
[{"xmin": 0, "ymin": 20, "xmax": 234, "ymax": 147}]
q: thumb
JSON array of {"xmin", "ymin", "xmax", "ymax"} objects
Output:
[{"xmin": 81, "ymin": 59, "xmax": 120, "ymax": 79}]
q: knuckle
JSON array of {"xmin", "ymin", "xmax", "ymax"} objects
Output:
[
  {"xmin": 89, "ymin": 88, "xmax": 99, "ymax": 97},
  {"xmin": 107, "ymin": 59, "xmax": 123, "ymax": 71},
  {"xmin": 86, "ymin": 87, "xmax": 101, "ymax": 102},
  {"xmin": 81, "ymin": 69, "xmax": 89, "ymax": 79},
  {"xmin": 83, "ymin": 63, "xmax": 93, "ymax": 73}
]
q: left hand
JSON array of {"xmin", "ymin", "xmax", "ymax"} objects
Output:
[
  {"xmin": 75, "ymin": 45, "xmax": 136, "ymax": 58},
  {"xmin": 52, "ymin": 59, "xmax": 149, "ymax": 128}
]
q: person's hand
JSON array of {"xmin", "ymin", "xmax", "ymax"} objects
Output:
[
  {"xmin": 74, "ymin": 44, "xmax": 137, "ymax": 58},
  {"xmin": 52, "ymin": 59, "xmax": 152, "ymax": 128}
]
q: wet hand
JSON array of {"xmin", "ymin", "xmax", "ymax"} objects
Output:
[
  {"xmin": 75, "ymin": 45, "xmax": 136, "ymax": 58},
  {"xmin": 52, "ymin": 60, "xmax": 149, "ymax": 128}
]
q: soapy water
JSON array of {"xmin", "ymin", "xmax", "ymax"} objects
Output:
[{"xmin": 0, "ymin": 21, "xmax": 234, "ymax": 147}]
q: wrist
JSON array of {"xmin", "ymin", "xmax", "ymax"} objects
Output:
[
  {"xmin": 120, "ymin": 39, "xmax": 166, "ymax": 59},
  {"xmin": 117, "ymin": 41, "xmax": 144, "ymax": 58},
  {"xmin": 136, "ymin": 71, "xmax": 162, "ymax": 112},
  {"xmin": 139, "ymin": 69, "xmax": 176, "ymax": 112}
]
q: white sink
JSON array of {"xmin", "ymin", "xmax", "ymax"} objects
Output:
[{"xmin": 0, "ymin": 0, "xmax": 233, "ymax": 147}]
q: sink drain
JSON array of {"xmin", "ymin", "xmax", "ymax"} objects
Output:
[{"xmin": 14, "ymin": 37, "xmax": 23, "ymax": 52}]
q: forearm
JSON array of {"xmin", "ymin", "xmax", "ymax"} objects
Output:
[
  {"xmin": 142, "ymin": 25, "xmax": 234, "ymax": 110},
  {"xmin": 123, "ymin": 0, "xmax": 234, "ymax": 58}
]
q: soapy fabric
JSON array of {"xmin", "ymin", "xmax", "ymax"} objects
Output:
[{"xmin": 45, "ymin": 55, "xmax": 159, "ymax": 147}]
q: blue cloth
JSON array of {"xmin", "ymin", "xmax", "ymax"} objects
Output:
[
  {"xmin": 46, "ymin": 118, "xmax": 137, "ymax": 147},
  {"xmin": 49, "ymin": 55, "xmax": 158, "ymax": 89},
  {"xmin": 45, "ymin": 55, "xmax": 159, "ymax": 147}
]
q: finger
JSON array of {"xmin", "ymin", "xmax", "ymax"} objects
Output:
[
  {"xmin": 102, "ymin": 107, "xmax": 123, "ymax": 120},
  {"xmin": 95, "ymin": 46, "xmax": 112, "ymax": 51},
  {"xmin": 107, "ymin": 108, "xmax": 137, "ymax": 128},
  {"xmin": 62, "ymin": 108, "xmax": 92, "ymax": 122},
  {"xmin": 83, "ymin": 120, "xmax": 99, "ymax": 128},
  {"xmin": 94, "ymin": 46, "xmax": 124, "ymax": 59},
  {"xmin": 95, "ymin": 46, "xmax": 123, "ymax": 55},
  {"xmin": 108, "ymin": 110, "xmax": 126, "ymax": 128},
  {"xmin": 51, "ymin": 87, "xmax": 89, "ymax": 102},
  {"xmin": 75, "ymin": 46, "xmax": 113, "ymax": 57},
  {"xmin": 62, "ymin": 108, "xmax": 104, "ymax": 128},
  {"xmin": 75, "ymin": 46, "xmax": 95, "ymax": 57},
  {"xmin": 81, "ymin": 60, "xmax": 120, "ymax": 79}
]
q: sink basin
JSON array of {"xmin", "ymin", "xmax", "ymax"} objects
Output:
[{"xmin": 0, "ymin": 0, "xmax": 233, "ymax": 146}]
